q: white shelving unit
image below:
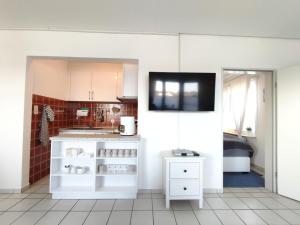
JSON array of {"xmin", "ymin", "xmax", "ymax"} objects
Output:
[{"xmin": 50, "ymin": 139, "xmax": 139, "ymax": 199}]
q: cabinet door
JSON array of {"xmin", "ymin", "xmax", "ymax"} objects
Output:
[
  {"xmin": 92, "ymin": 63, "xmax": 123, "ymax": 102},
  {"xmin": 122, "ymin": 64, "xmax": 138, "ymax": 97},
  {"xmin": 69, "ymin": 70, "xmax": 92, "ymax": 101}
]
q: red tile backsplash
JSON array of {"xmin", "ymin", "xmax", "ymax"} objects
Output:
[{"xmin": 29, "ymin": 94, "xmax": 138, "ymax": 184}]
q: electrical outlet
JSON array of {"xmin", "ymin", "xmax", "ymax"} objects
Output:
[{"xmin": 33, "ymin": 105, "xmax": 39, "ymax": 115}]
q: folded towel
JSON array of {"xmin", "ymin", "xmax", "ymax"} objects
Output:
[{"xmin": 39, "ymin": 105, "xmax": 55, "ymax": 146}]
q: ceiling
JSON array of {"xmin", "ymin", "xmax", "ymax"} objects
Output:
[{"xmin": 1, "ymin": 0, "xmax": 300, "ymax": 39}]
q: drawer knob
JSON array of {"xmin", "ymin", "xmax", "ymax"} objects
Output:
[
  {"xmin": 183, "ymin": 169, "xmax": 187, "ymax": 173},
  {"xmin": 183, "ymin": 187, "xmax": 187, "ymax": 190}
]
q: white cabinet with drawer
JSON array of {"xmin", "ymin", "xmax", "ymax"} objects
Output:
[{"xmin": 162, "ymin": 152, "xmax": 205, "ymax": 208}]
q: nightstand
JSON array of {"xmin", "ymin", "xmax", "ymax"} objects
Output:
[{"xmin": 162, "ymin": 151, "xmax": 205, "ymax": 208}]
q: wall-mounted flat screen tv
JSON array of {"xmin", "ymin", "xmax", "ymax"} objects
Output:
[{"xmin": 149, "ymin": 72, "xmax": 216, "ymax": 111}]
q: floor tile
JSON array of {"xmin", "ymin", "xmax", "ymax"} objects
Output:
[
  {"xmin": 72, "ymin": 200, "xmax": 96, "ymax": 211},
  {"xmin": 152, "ymin": 193, "xmax": 164, "ymax": 199},
  {"xmin": 113, "ymin": 200, "xmax": 133, "ymax": 210},
  {"xmin": 11, "ymin": 211, "xmax": 45, "ymax": 225},
  {"xmin": 194, "ymin": 210, "xmax": 222, "ymax": 225},
  {"xmin": 174, "ymin": 210, "xmax": 199, "ymax": 225},
  {"xmin": 133, "ymin": 199, "xmax": 152, "ymax": 210},
  {"xmin": 60, "ymin": 211, "xmax": 89, "ymax": 225},
  {"xmin": 171, "ymin": 200, "xmax": 192, "ymax": 210},
  {"xmin": 0, "ymin": 193, "xmax": 11, "ymax": 199},
  {"xmin": 254, "ymin": 210, "xmax": 289, "ymax": 225},
  {"xmin": 153, "ymin": 198, "xmax": 170, "ymax": 210},
  {"xmin": 83, "ymin": 211, "xmax": 110, "ymax": 225},
  {"xmin": 274, "ymin": 209, "xmax": 300, "ymax": 225},
  {"xmin": 244, "ymin": 188, "xmax": 262, "ymax": 193},
  {"xmin": 204, "ymin": 193, "xmax": 219, "ymax": 197},
  {"xmin": 214, "ymin": 210, "xmax": 245, "ymax": 225},
  {"xmin": 223, "ymin": 188, "xmax": 232, "ymax": 193},
  {"xmin": 234, "ymin": 192, "xmax": 252, "ymax": 197},
  {"xmin": 8, "ymin": 198, "xmax": 41, "ymax": 211},
  {"xmin": 137, "ymin": 193, "xmax": 152, "ymax": 199},
  {"xmin": 30, "ymin": 199, "xmax": 58, "ymax": 211},
  {"xmin": 51, "ymin": 200, "xmax": 77, "ymax": 211},
  {"xmin": 206, "ymin": 198, "xmax": 230, "ymax": 209},
  {"xmin": 235, "ymin": 210, "xmax": 267, "ymax": 225},
  {"xmin": 191, "ymin": 199, "xmax": 211, "ymax": 210},
  {"xmin": 26, "ymin": 193, "xmax": 47, "ymax": 199},
  {"xmin": 275, "ymin": 197, "xmax": 300, "ymax": 209},
  {"xmin": 131, "ymin": 211, "xmax": 153, "ymax": 225},
  {"xmin": 0, "ymin": 199, "xmax": 22, "ymax": 211},
  {"xmin": 8, "ymin": 193, "xmax": 30, "ymax": 199},
  {"xmin": 107, "ymin": 211, "xmax": 131, "ymax": 225},
  {"xmin": 0, "ymin": 212, "xmax": 24, "ymax": 225},
  {"xmin": 230, "ymin": 188, "xmax": 247, "ymax": 193},
  {"xmin": 256, "ymin": 198, "xmax": 286, "ymax": 209},
  {"xmin": 218, "ymin": 193, "xmax": 236, "ymax": 197},
  {"xmin": 93, "ymin": 200, "xmax": 115, "ymax": 211},
  {"xmin": 35, "ymin": 211, "xmax": 67, "ymax": 225},
  {"xmin": 223, "ymin": 198, "xmax": 249, "ymax": 209},
  {"xmin": 153, "ymin": 211, "xmax": 176, "ymax": 225},
  {"xmin": 294, "ymin": 209, "xmax": 300, "ymax": 216},
  {"xmin": 34, "ymin": 185, "xmax": 49, "ymax": 193},
  {"xmin": 250, "ymin": 192, "xmax": 273, "ymax": 198},
  {"xmin": 240, "ymin": 198, "xmax": 268, "ymax": 209}
]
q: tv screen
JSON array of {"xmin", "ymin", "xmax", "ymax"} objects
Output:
[{"xmin": 149, "ymin": 72, "xmax": 216, "ymax": 111}]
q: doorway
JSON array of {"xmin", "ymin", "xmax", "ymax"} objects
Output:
[{"xmin": 222, "ymin": 69, "xmax": 276, "ymax": 191}]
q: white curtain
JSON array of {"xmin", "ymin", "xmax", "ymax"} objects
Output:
[{"xmin": 223, "ymin": 75, "xmax": 256, "ymax": 137}]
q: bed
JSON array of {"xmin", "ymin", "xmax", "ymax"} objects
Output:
[{"xmin": 223, "ymin": 133, "xmax": 254, "ymax": 172}]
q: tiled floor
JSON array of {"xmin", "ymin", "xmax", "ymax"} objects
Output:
[{"xmin": 1, "ymin": 177, "xmax": 300, "ymax": 224}]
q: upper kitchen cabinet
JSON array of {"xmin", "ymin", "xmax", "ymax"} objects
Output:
[
  {"xmin": 92, "ymin": 63, "xmax": 123, "ymax": 102},
  {"xmin": 69, "ymin": 63, "xmax": 93, "ymax": 101},
  {"xmin": 117, "ymin": 63, "xmax": 138, "ymax": 102},
  {"xmin": 68, "ymin": 62, "xmax": 123, "ymax": 102}
]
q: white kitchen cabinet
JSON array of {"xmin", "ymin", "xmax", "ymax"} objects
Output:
[
  {"xmin": 162, "ymin": 152, "xmax": 205, "ymax": 208},
  {"xmin": 69, "ymin": 69, "xmax": 93, "ymax": 101},
  {"xmin": 118, "ymin": 64, "xmax": 138, "ymax": 98},
  {"xmin": 68, "ymin": 62, "xmax": 123, "ymax": 102},
  {"xmin": 92, "ymin": 63, "xmax": 123, "ymax": 102}
]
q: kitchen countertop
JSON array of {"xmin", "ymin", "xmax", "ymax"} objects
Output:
[{"xmin": 50, "ymin": 133, "xmax": 140, "ymax": 141}]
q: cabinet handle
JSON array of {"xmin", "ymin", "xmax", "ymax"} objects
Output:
[
  {"xmin": 92, "ymin": 91, "xmax": 94, "ymax": 100},
  {"xmin": 88, "ymin": 91, "xmax": 91, "ymax": 100},
  {"xmin": 183, "ymin": 169, "xmax": 187, "ymax": 173},
  {"xmin": 183, "ymin": 187, "xmax": 187, "ymax": 191}
]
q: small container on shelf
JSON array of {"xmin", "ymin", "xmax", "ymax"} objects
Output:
[
  {"xmin": 105, "ymin": 149, "xmax": 111, "ymax": 157},
  {"xmin": 118, "ymin": 149, "xmax": 124, "ymax": 157},
  {"xmin": 64, "ymin": 165, "xmax": 71, "ymax": 174},
  {"xmin": 130, "ymin": 149, "xmax": 137, "ymax": 157},
  {"xmin": 65, "ymin": 148, "xmax": 83, "ymax": 157},
  {"xmin": 76, "ymin": 166, "xmax": 89, "ymax": 174},
  {"xmin": 99, "ymin": 149, "xmax": 105, "ymax": 157}
]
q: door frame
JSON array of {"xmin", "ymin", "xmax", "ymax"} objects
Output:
[{"xmin": 221, "ymin": 68, "xmax": 277, "ymax": 192}]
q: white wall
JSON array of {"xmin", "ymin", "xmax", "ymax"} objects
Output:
[
  {"xmin": 30, "ymin": 59, "xmax": 70, "ymax": 100},
  {"xmin": 1, "ymin": 30, "xmax": 300, "ymax": 192}
]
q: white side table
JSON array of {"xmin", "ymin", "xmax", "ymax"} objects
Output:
[{"xmin": 162, "ymin": 151, "xmax": 205, "ymax": 208}]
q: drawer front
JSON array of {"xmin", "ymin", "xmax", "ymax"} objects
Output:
[
  {"xmin": 170, "ymin": 162, "xmax": 199, "ymax": 179},
  {"xmin": 170, "ymin": 179, "xmax": 200, "ymax": 196}
]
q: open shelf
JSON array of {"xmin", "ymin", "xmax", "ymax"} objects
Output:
[
  {"xmin": 51, "ymin": 171, "xmax": 94, "ymax": 176},
  {"xmin": 96, "ymin": 172, "xmax": 136, "ymax": 176},
  {"xmin": 50, "ymin": 139, "xmax": 139, "ymax": 199},
  {"xmin": 52, "ymin": 186, "xmax": 94, "ymax": 193}
]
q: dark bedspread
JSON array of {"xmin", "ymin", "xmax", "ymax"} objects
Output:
[{"xmin": 223, "ymin": 133, "xmax": 254, "ymax": 157}]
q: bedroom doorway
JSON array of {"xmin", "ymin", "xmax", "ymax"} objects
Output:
[{"xmin": 222, "ymin": 69, "xmax": 275, "ymax": 191}]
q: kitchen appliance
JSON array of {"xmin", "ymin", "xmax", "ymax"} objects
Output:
[{"xmin": 119, "ymin": 116, "xmax": 135, "ymax": 136}]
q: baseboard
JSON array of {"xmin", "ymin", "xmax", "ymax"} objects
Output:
[
  {"xmin": 251, "ymin": 164, "xmax": 265, "ymax": 176},
  {"xmin": 21, "ymin": 183, "xmax": 30, "ymax": 193},
  {"xmin": 0, "ymin": 188, "xmax": 22, "ymax": 193}
]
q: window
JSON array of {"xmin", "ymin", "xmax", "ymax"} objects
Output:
[{"xmin": 223, "ymin": 76, "xmax": 257, "ymax": 136}]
